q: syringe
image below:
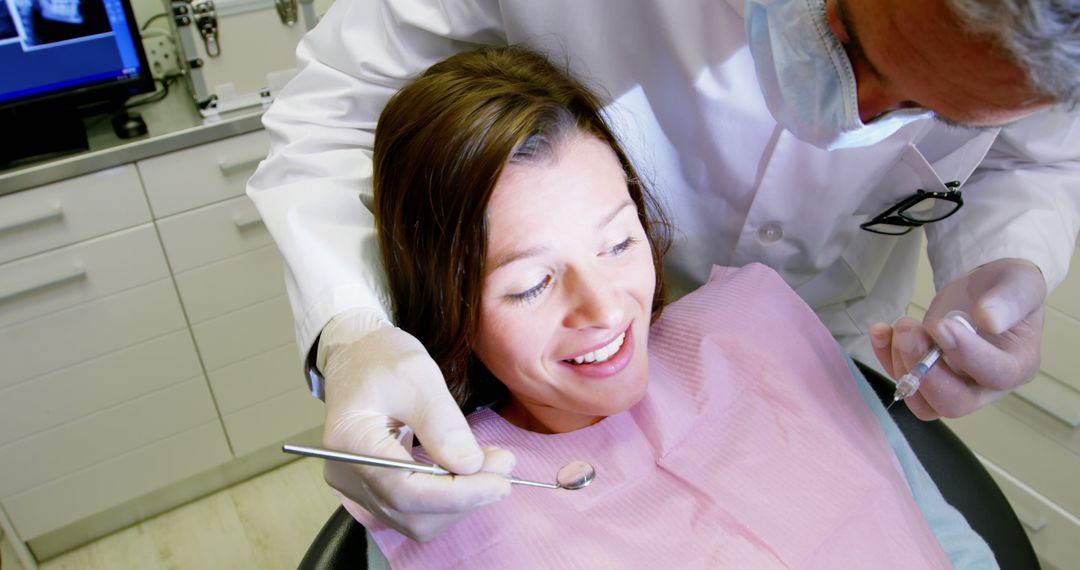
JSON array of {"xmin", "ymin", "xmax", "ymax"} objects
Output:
[{"xmin": 890, "ymin": 311, "xmax": 977, "ymax": 405}]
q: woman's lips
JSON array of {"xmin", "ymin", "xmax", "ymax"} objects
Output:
[{"xmin": 559, "ymin": 325, "xmax": 634, "ymax": 379}]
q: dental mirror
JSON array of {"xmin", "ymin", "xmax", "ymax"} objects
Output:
[
  {"xmin": 283, "ymin": 444, "xmax": 595, "ymax": 491},
  {"xmin": 506, "ymin": 459, "xmax": 595, "ymax": 490},
  {"xmin": 556, "ymin": 460, "xmax": 596, "ymax": 490}
]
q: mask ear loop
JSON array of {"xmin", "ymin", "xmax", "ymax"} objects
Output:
[{"xmin": 807, "ymin": 0, "xmax": 863, "ymax": 130}]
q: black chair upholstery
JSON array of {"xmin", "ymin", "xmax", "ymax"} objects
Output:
[
  {"xmin": 299, "ymin": 361, "xmax": 1038, "ymax": 569},
  {"xmin": 299, "ymin": 503, "xmax": 369, "ymax": 569}
]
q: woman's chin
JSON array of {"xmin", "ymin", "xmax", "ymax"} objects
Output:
[{"xmin": 593, "ymin": 380, "xmax": 648, "ymax": 417}]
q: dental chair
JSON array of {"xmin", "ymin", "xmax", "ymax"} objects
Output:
[{"xmin": 298, "ymin": 361, "xmax": 1039, "ymax": 569}]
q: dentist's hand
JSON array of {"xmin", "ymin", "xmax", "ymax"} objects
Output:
[
  {"xmin": 869, "ymin": 258, "xmax": 1046, "ymax": 420},
  {"xmin": 322, "ymin": 322, "xmax": 514, "ymax": 542}
]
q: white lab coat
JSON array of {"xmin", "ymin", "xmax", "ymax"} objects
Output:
[{"xmin": 247, "ymin": 0, "xmax": 1080, "ymax": 370}]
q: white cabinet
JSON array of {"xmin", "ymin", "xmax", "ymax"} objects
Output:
[
  {"xmin": 0, "ymin": 171, "xmax": 230, "ymax": 542},
  {"xmin": 946, "ymin": 403, "xmax": 1080, "ymax": 570},
  {"xmin": 138, "ymin": 130, "xmax": 272, "ymax": 217},
  {"xmin": 982, "ymin": 459, "xmax": 1080, "ymax": 569},
  {"xmin": 145, "ymin": 145, "xmax": 324, "ymax": 459},
  {"xmin": 156, "ymin": 196, "xmax": 275, "ymax": 272},
  {"xmin": 174, "ymin": 243, "xmax": 286, "ymax": 323},
  {"xmin": 0, "ymin": 166, "xmax": 148, "ymax": 264},
  {"xmin": 0, "ymin": 331, "xmax": 203, "ymax": 444},
  {"xmin": 4, "ymin": 422, "xmax": 231, "ymax": 541},
  {"xmin": 0, "ymin": 225, "xmax": 170, "ymax": 326},
  {"xmin": 0, "ymin": 129, "xmax": 322, "ymax": 555}
]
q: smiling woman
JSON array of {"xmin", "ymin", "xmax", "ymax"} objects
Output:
[
  {"xmin": 472, "ymin": 133, "xmax": 657, "ymax": 434},
  {"xmin": 373, "ymin": 46, "xmax": 670, "ymax": 418},
  {"xmin": 357, "ymin": 45, "xmax": 996, "ymax": 568}
]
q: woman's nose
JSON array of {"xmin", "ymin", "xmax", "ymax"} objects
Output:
[{"xmin": 562, "ymin": 269, "xmax": 624, "ymax": 330}]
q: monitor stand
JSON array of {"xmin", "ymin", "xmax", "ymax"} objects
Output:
[{"xmin": 0, "ymin": 107, "xmax": 90, "ymax": 169}]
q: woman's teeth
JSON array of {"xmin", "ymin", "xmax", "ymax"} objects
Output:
[{"xmin": 568, "ymin": 332, "xmax": 625, "ymax": 365}]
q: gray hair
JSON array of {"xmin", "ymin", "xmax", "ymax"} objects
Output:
[{"xmin": 948, "ymin": 0, "xmax": 1080, "ymax": 107}]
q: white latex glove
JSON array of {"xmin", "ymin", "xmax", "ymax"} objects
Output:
[
  {"xmin": 869, "ymin": 258, "xmax": 1046, "ymax": 420},
  {"xmin": 321, "ymin": 321, "xmax": 514, "ymax": 542}
]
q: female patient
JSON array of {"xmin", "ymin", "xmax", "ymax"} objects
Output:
[{"xmin": 346, "ymin": 46, "xmax": 992, "ymax": 568}]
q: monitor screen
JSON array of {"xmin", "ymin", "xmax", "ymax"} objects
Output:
[{"xmin": 0, "ymin": 0, "xmax": 150, "ymax": 107}]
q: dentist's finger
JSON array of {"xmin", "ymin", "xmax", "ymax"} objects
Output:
[{"xmin": 869, "ymin": 322, "xmax": 897, "ymax": 378}]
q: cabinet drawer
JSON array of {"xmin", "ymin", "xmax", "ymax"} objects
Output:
[
  {"xmin": 1040, "ymin": 307, "xmax": 1080, "ymax": 394},
  {"xmin": 156, "ymin": 195, "xmax": 273, "ymax": 272},
  {"xmin": 1012, "ymin": 371, "xmax": 1080, "ymax": 429},
  {"xmin": 209, "ymin": 342, "xmax": 302, "ymax": 414},
  {"xmin": 3, "ymin": 421, "xmax": 231, "ymax": 540},
  {"xmin": 191, "ymin": 294, "xmax": 294, "ymax": 371},
  {"xmin": 981, "ymin": 459, "xmax": 1080, "ymax": 570},
  {"xmin": 174, "ymin": 243, "xmax": 286, "ymax": 324},
  {"xmin": 1047, "ymin": 246, "xmax": 1080, "ymax": 317},
  {"xmin": 0, "ymin": 377, "xmax": 218, "ymax": 498},
  {"xmin": 946, "ymin": 404, "xmax": 1080, "ymax": 515},
  {"xmin": 0, "ymin": 224, "xmax": 169, "ymax": 327},
  {"xmin": 139, "ymin": 130, "xmax": 270, "ymax": 217},
  {"xmin": 0, "ymin": 279, "xmax": 188, "ymax": 388},
  {"xmin": 223, "ymin": 385, "xmax": 324, "ymax": 456},
  {"xmin": 0, "ymin": 166, "xmax": 149, "ymax": 265},
  {"xmin": 0, "ymin": 330, "xmax": 201, "ymax": 446}
]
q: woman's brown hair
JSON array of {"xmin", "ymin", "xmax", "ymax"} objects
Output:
[{"xmin": 373, "ymin": 45, "xmax": 670, "ymax": 410}]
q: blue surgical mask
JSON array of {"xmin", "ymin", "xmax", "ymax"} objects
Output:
[{"xmin": 745, "ymin": 0, "xmax": 933, "ymax": 150}]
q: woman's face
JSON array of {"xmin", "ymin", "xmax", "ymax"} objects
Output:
[{"xmin": 473, "ymin": 132, "xmax": 655, "ymax": 434}]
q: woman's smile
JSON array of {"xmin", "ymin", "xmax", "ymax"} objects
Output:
[{"xmin": 559, "ymin": 325, "xmax": 634, "ymax": 379}]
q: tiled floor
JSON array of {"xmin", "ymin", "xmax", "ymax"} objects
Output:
[{"xmin": 5, "ymin": 458, "xmax": 340, "ymax": 570}]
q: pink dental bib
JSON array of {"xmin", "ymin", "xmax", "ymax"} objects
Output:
[{"xmin": 354, "ymin": 264, "xmax": 951, "ymax": 568}]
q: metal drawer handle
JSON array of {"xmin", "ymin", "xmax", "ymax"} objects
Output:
[
  {"xmin": 1014, "ymin": 388, "xmax": 1080, "ymax": 428},
  {"xmin": 217, "ymin": 152, "xmax": 265, "ymax": 173},
  {"xmin": 1017, "ymin": 511, "xmax": 1047, "ymax": 533},
  {"xmin": 0, "ymin": 264, "xmax": 86, "ymax": 305},
  {"xmin": 232, "ymin": 209, "xmax": 264, "ymax": 230},
  {"xmin": 0, "ymin": 202, "xmax": 64, "ymax": 234}
]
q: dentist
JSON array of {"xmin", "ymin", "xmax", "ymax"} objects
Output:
[{"xmin": 248, "ymin": 0, "xmax": 1080, "ymax": 540}]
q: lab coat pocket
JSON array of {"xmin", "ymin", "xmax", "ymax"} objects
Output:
[
  {"xmin": 799, "ymin": 216, "xmax": 923, "ymax": 340},
  {"xmin": 852, "ymin": 144, "xmax": 950, "ymax": 218},
  {"xmin": 818, "ymin": 145, "xmax": 951, "ymax": 330}
]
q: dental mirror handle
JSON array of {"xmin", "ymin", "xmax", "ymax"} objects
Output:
[
  {"xmin": 282, "ymin": 444, "xmax": 559, "ymax": 489},
  {"xmin": 283, "ymin": 444, "xmax": 451, "ymax": 475}
]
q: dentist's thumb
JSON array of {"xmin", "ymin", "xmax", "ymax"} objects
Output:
[
  {"xmin": 408, "ymin": 389, "xmax": 487, "ymax": 475},
  {"xmin": 968, "ymin": 259, "xmax": 1047, "ymax": 335}
]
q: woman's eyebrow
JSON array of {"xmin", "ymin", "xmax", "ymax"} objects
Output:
[
  {"xmin": 598, "ymin": 201, "xmax": 636, "ymax": 230},
  {"xmin": 490, "ymin": 246, "xmax": 547, "ymax": 272},
  {"xmin": 488, "ymin": 200, "xmax": 636, "ymax": 272}
]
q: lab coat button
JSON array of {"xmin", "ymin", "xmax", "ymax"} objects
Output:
[{"xmin": 757, "ymin": 223, "xmax": 784, "ymax": 244}]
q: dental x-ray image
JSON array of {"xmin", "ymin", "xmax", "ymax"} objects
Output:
[
  {"xmin": 0, "ymin": 2, "xmax": 18, "ymax": 40},
  {"xmin": 8, "ymin": 0, "xmax": 109, "ymax": 47}
]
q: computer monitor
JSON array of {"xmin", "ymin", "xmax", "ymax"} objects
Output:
[{"xmin": 0, "ymin": 0, "xmax": 155, "ymax": 165}]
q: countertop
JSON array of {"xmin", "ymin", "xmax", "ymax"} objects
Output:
[{"xmin": 1, "ymin": 81, "xmax": 266, "ymax": 197}]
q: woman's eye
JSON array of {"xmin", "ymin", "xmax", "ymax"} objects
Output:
[
  {"xmin": 508, "ymin": 275, "xmax": 551, "ymax": 304},
  {"xmin": 609, "ymin": 236, "xmax": 639, "ymax": 255}
]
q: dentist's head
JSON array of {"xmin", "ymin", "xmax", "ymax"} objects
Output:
[
  {"xmin": 747, "ymin": 0, "xmax": 1078, "ymax": 149},
  {"xmin": 373, "ymin": 46, "xmax": 671, "ymax": 432}
]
